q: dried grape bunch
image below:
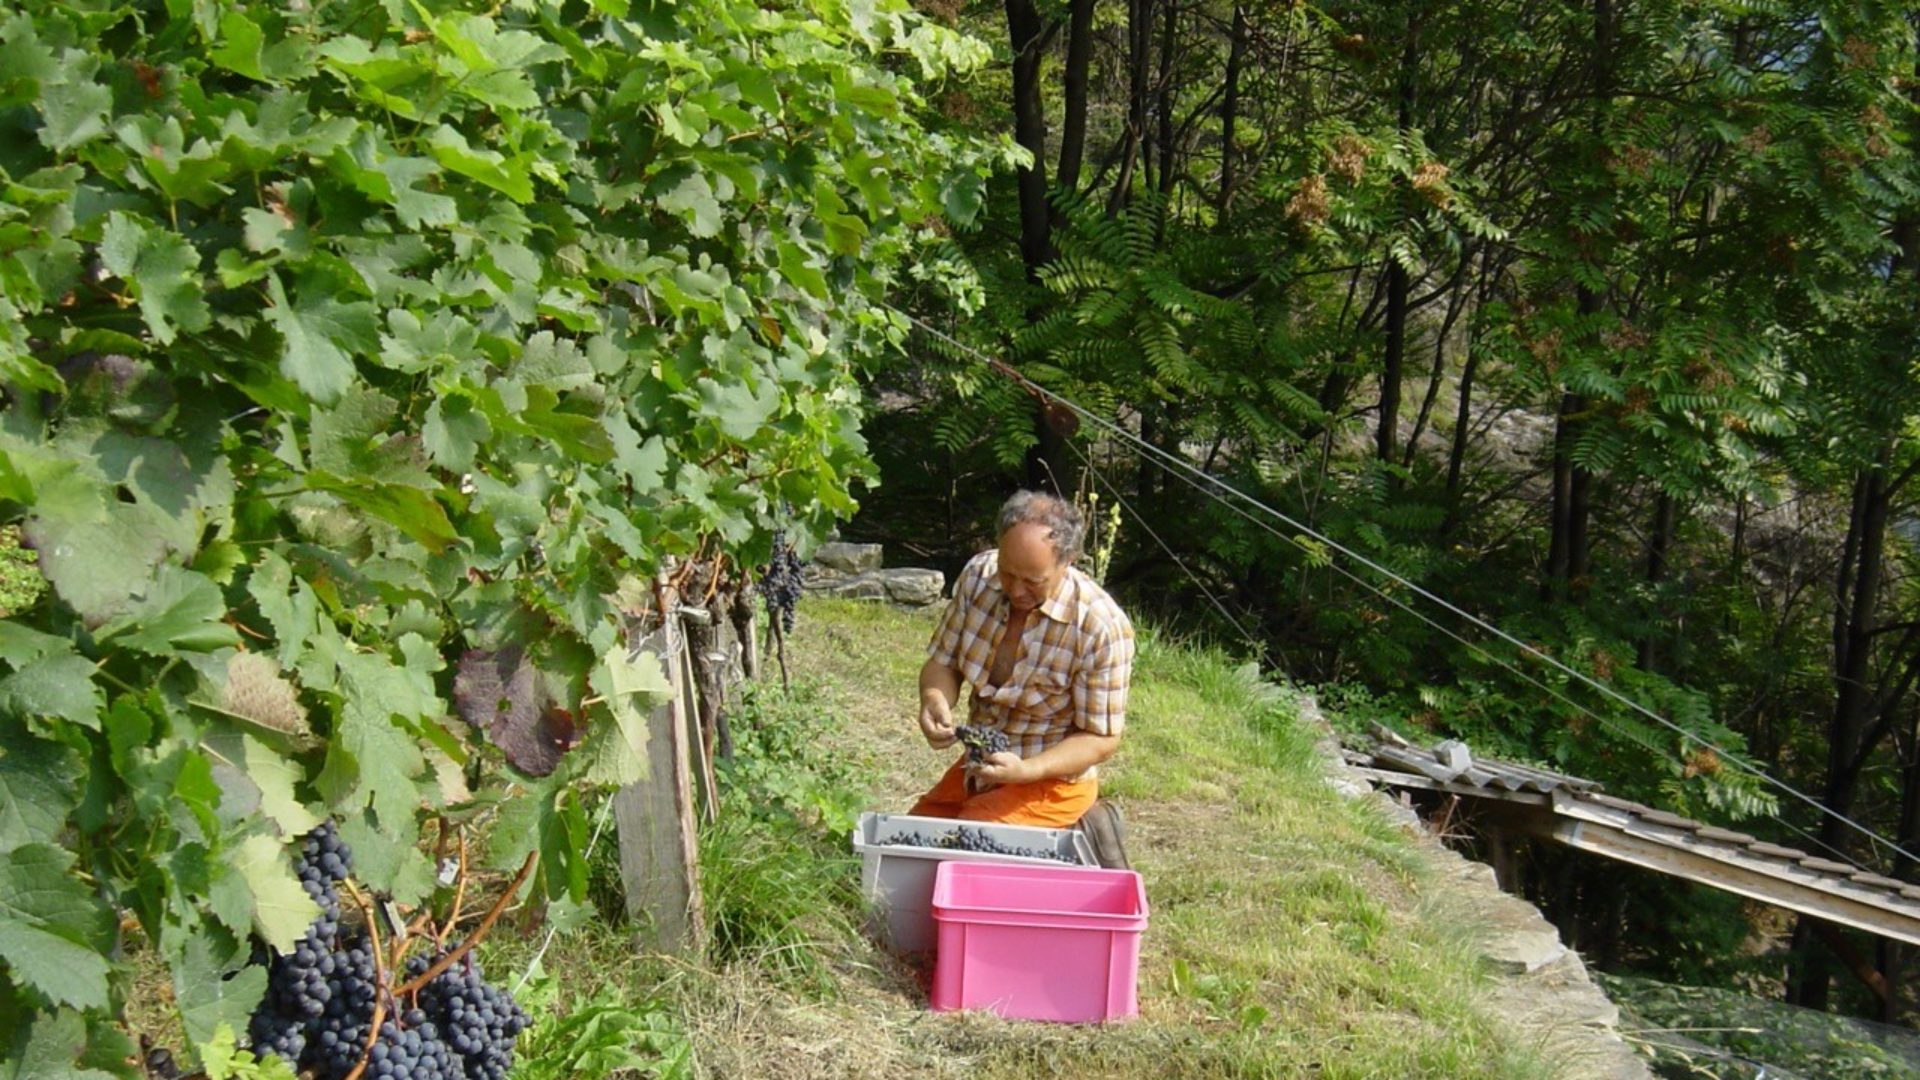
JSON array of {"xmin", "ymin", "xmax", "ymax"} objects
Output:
[
  {"xmin": 954, "ymin": 724, "xmax": 1009, "ymax": 764},
  {"xmin": 760, "ymin": 530, "xmax": 804, "ymax": 634}
]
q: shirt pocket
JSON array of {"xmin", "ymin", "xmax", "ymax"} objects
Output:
[{"xmin": 1015, "ymin": 670, "xmax": 1074, "ymax": 717}]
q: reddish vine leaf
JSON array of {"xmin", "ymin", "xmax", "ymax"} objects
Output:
[{"xmin": 452, "ymin": 647, "xmax": 572, "ymax": 776}]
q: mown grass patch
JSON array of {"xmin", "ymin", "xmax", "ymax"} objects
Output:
[{"xmin": 762, "ymin": 598, "xmax": 1549, "ymax": 1079}]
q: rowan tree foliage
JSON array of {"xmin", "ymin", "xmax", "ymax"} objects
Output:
[
  {"xmin": 872, "ymin": 0, "xmax": 1920, "ymax": 1014},
  {"xmin": 0, "ymin": 0, "xmax": 1002, "ymax": 1071}
]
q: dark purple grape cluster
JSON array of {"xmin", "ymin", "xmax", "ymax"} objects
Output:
[
  {"xmin": 296, "ymin": 820, "xmax": 350, "ymax": 940},
  {"xmin": 759, "ymin": 530, "xmax": 804, "ymax": 634},
  {"xmin": 878, "ymin": 825, "xmax": 1074, "ymax": 863},
  {"xmin": 410, "ymin": 952, "xmax": 530, "ymax": 1080},
  {"xmin": 247, "ymin": 823, "xmax": 529, "ymax": 1079},
  {"xmin": 955, "ymin": 724, "xmax": 1010, "ymax": 764}
]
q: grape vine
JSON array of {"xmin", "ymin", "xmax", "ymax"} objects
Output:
[{"xmin": 0, "ymin": 0, "xmax": 1003, "ymax": 1071}]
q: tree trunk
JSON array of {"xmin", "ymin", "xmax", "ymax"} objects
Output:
[
  {"xmin": 1217, "ymin": 4, "xmax": 1247, "ymax": 217},
  {"xmin": 1403, "ymin": 257, "xmax": 1473, "ymax": 473},
  {"xmin": 1442, "ymin": 347, "xmax": 1480, "ymax": 527},
  {"xmin": 1111, "ymin": 0, "xmax": 1154, "ymax": 212},
  {"xmin": 1542, "ymin": 391, "xmax": 1590, "ymax": 599},
  {"xmin": 1378, "ymin": 264, "xmax": 1408, "ymax": 467},
  {"xmin": 1789, "ymin": 449, "xmax": 1893, "ymax": 1009},
  {"xmin": 1005, "ymin": 0, "xmax": 1053, "ymax": 274},
  {"xmin": 1155, "ymin": 0, "xmax": 1178, "ymax": 197},
  {"xmin": 1376, "ymin": 15, "xmax": 1419, "ymax": 470},
  {"xmin": 1057, "ymin": 0, "xmax": 1095, "ymax": 194},
  {"xmin": 1638, "ymin": 490, "xmax": 1677, "ymax": 672}
]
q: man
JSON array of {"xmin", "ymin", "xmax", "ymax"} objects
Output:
[{"xmin": 910, "ymin": 490, "xmax": 1135, "ymax": 868}]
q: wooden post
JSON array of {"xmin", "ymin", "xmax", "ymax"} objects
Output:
[
  {"xmin": 612, "ymin": 603, "xmax": 704, "ymax": 955},
  {"xmin": 678, "ymin": 624, "xmax": 719, "ymax": 823},
  {"xmin": 728, "ymin": 583, "xmax": 758, "ymax": 682}
]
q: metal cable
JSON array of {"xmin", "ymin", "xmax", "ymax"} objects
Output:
[
  {"xmin": 1065, "ymin": 438, "xmax": 1267, "ymax": 658},
  {"xmin": 895, "ymin": 307, "xmax": 1918, "ymax": 868}
]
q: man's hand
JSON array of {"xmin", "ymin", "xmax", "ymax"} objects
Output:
[
  {"xmin": 918, "ymin": 658, "xmax": 962, "ymax": 750},
  {"xmin": 968, "ymin": 750, "xmax": 1034, "ymax": 786},
  {"xmin": 919, "ymin": 692, "xmax": 958, "ymax": 749}
]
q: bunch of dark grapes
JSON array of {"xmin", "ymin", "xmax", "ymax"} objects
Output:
[
  {"xmin": 760, "ymin": 531, "xmax": 804, "ymax": 634},
  {"xmin": 410, "ymin": 952, "xmax": 530, "ymax": 1080},
  {"xmin": 246, "ymin": 822, "xmax": 530, "ymax": 1080},
  {"xmin": 955, "ymin": 724, "xmax": 1010, "ymax": 765},
  {"xmin": 878, "ymin": 826, "xmax": 1073, "ymax": 863}
]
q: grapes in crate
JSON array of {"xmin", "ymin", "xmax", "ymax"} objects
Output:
[{"xmin": 878, "ymin": 824, "xmax": 1074, "ymax": 863}]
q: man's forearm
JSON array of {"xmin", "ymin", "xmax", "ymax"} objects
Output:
[{"xmin": 1016, "ymin": 731, "xmax": 1119, "ymax": 782}]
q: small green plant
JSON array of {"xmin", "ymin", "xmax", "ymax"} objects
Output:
[
  {"xmin": 0, "ymin": 526, "xmax": 44, "ymax": 615},
  {"xmin": 200, "ymin": 1025, "xmax": 299, "ymax": 1080},
  {"xmin": 508, "ymin": 968, "xmax": 691, "ymax": 1080},
  {"xmin": 719, "ymin": 680, "xmax": 866, "ymax": 835},
  {"xmin": 700, "ymin": 680, "xmax": 868, "ymax": 992}
]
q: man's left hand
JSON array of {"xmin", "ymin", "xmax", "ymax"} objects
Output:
[{"xmin": 969, "ymin": 751, "xmax": 1035, "ymax": 786}]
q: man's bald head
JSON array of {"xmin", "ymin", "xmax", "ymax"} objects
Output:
[
  {"xmin": 995, "ymin": 491, "xmax": 1082, "ymax": 612},
  {"xmin": 995, "ymin": 491, "xmax": 1084, "ymax": 564}
]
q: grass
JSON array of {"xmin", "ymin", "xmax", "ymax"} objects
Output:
[
  {"xmin": 620, "ymin": 597, "xmax": 1552, "ymax": 1079},
  {"xmin": 116, "ymin": 597, "xmax": 1554, "ymax": 1078}
]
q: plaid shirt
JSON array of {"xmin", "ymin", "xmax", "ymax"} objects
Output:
[{"xmin": 927, "ymin": 550, "xmax": 1135, "ymax": 780}]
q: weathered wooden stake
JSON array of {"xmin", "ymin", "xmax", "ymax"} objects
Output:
[{"xmin": 611, "ymin": 603, "xmax": 704, "ymax": 955}]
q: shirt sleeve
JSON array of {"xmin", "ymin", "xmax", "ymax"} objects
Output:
[
  {"xmin": 926, "ymin": 554, "xmax": 981, "ymax": 668},
  {"xmin": 1072, "ymin": 618, "xmax": 1135, "ymax": 737}
]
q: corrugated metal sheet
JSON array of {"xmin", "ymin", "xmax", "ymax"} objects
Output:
[{"xmin": 1348, "ymin": 735, "xmax": 1920, "ymax": 917}]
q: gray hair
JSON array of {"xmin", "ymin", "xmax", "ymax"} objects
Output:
[{"xmin": 996, "ymin": 490, "xmax": 1084, "ymax": 564}]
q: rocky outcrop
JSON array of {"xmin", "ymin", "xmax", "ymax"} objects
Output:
[{"xmin": 802, "ymin": 542, "xmax": 945, "ymax": 606}]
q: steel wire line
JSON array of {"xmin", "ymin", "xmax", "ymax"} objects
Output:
[{"xmin": 893, "ymin": 307, "xmax": 1918, "ymax": 868}]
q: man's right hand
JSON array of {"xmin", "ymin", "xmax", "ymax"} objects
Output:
[{"xmin": 919, "ymin": 693, "xmax": 957, "ymax": 749}]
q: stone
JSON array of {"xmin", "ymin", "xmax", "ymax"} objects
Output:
[
  {"xmin": 801, "ymin": 568, "xmax": 945, "ymax": 607},
  {"xmin": 804, "ymin": 575, "xmax": 890, "ymax": 601},
  {"xmin": 1481, "ymin": 927, "xmax": 1568, "ymax": 975},
  {"xmin": 813, "ymin": 541, "xmax": 883, "ymax": 575},
  {"xmin": 880, "ymin": 568, "xmax": 944, "ymax": 606}
]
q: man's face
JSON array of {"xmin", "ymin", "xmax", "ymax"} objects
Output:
[{"xmin": 998, "ymin": 522, "xmax": 1068, "ymax": 613}]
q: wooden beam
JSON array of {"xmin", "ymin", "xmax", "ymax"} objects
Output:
[
  {"xmin": 1541, "ymin": 817, "xmax": 1920, "ymax": 947},
  {"xmin": 1551, "ymin": 791, "xmax": 1920, "ymax": 916}
]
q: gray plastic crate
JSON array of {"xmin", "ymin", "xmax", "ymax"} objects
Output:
[{"xmin": 851, "ymin": 811, "xmax": 1097, "ymax": 954}]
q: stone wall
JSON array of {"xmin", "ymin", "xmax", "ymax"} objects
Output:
[
  {"xmin": 1301, "ymin": 696, "xmax": 1653, "ymax": 1079},
  {"xmin": 802, "ymin": 541, "xmax": 944, "ymax": 606}
]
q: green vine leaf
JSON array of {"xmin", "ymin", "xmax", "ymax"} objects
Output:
[
  {"xmin": 230, "ymin": 834, "xmax": 321, "ymax": 954},
  {"xmin": 266, "ymin": 274, "xmax": 376, "ymax": 405},
  {"xmin": 0, "ymin": 723, "xmax": 83, "ymax": 848},
  {"xmin": 0, "ymin": 1008, "xmax": 118, "ymax": 1080},
  {"xmin": 0, "ymin": 651, "xmax": 102, "ymax": 730},
  {"xmin": 171, "ymin": 933, "xmax": 267, "ymax": 1052},
  {"xmin": 0, "ymin": 844, "xmax": 115, "ymax": 1011},
  {"xmin": 97, "ymin": 213, "xmax": 210, "ymax": 345}
]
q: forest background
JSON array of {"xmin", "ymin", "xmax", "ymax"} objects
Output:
[
  {"xmin": 854, "ymin": 0, "xmax": 1920, "ymax": 1028},
  {"xmin": 5, "ymin": 0, "xmax": 1920, "ymax": 1071}
]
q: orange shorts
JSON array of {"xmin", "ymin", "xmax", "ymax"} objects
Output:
[{"xmin": 907, "ymin": 759, "xmax": 1097, "ymax": 828}]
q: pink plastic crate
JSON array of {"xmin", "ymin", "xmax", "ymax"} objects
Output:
[{"xmin": 929, "ymin": 860, "xmax": 1148, "ymax": 1024}]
